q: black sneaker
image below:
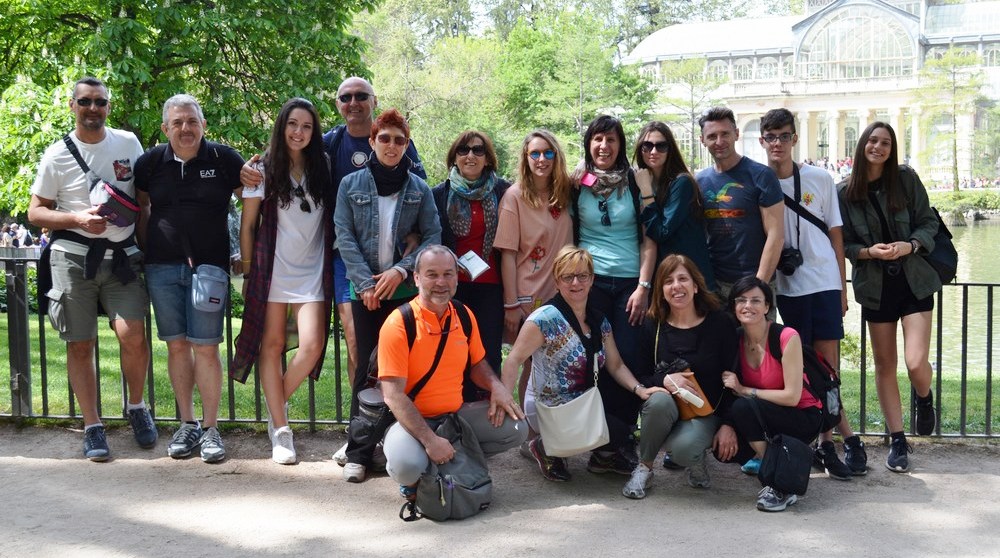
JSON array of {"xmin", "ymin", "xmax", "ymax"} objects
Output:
[
  {"xmin": 915, "ymin": 393, "xmax": 937, "ymax": 436},
  {"xmin": 127, "ymin": 406, "xmax": 158, "ymax": 449},
  {"xmin": 167, "ymin": 423, "xmax": 203, "ymax": 458},
  {"xmin": 885, "ymin": 436, "xmax": 912, "ymax": 473},
  {"xmin": 843, "ymin": 435, "xmax": 868, "ymax": 476},
  {"xmin": 811, "ymin": 444, "xmax": 825, "ymax": 471},
  {"xmin": 529, "ymin": 438, "xmax": 571, "ymax": 482},
  {"xmin": 587, "ymin": 450, "xmax": 634, "ymax": 476},
  {"xmin": 818, "ymin": 441, "xmax": 852, "ymax": 481},
  {"xmin": 83, "ymin": 425, "xmax": 110, "ymax": 462},
  {"xmin": 662, "ymin": 453, "xmax": 684, "ymax": 470}
]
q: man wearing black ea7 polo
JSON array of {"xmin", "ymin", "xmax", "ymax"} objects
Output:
[{"xmin": 135, "ymin": 93, "xmax": 245, "ymax": 463}]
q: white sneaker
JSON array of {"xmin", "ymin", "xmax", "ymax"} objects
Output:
[
  {"xmin": 267, "ymin": 402, "xmax": 288, "ymax": 443},
  {"xmin": 343, "ymin": 462, "xmax": 366, "ymax": 483},
  {"xmin": 622, "ymin": 463, "xmax": 653, "ymax": 499},
  {"xmin": 271, "ymin": 426, "xmax": 296, "ymax": 464},
  {"xmin": 332, "ymin": 442, "xmax": 348, "ymax": 466}
]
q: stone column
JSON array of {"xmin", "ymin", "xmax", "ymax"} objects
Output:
[
  {"xmin": 889, "ymin": 107, "xmax": 904, "ymax": 163},
  {"xmin": 958, "ymin": 111, "xmax": 975, "ymax": 182},
  {"xmin": 797, "ymin": 111, "xmax": 811, "ymax": 162},
  {"xmin": 857, "ymin": 108, "xmax": 871, "ymax": 137},
  {"xmin": 828, "ymin": 111, "xmax": 841, "ymax": 162},
  {"xmin": 910, "ymin": 106, "xmax": 922, "ymax": 168}
]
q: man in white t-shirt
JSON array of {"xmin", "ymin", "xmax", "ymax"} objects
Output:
[
  {"xmin": 759, "ymin": 108, "xmax": 866, "ymax": 479},
  {"xmin": 28, "ymin": 76, "xmax": 155, "ymax": 461}
]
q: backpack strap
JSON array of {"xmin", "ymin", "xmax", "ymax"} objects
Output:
[
  {"xmin": 399, "ymin": 302, "xmax": 417, "ymax": 351},
  {"xmin": 766, "ymin": 322, "xmax": 785, "ymax": 361}
]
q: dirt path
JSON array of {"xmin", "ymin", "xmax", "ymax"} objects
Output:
[{"xmin": 1, "ymin": 423, "xmax": 998, "ymax": 557}]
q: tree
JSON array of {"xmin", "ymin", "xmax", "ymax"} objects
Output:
[
  {"xmin": 0, "ymin": 0, "xmax": 376, "ymax": 215},
  {"xmin": 913, "ymin": 47, "xmax": 987, "ymax": 192},
  {"xmin": 655, "ymin": 58, "xmax": 727, "ymax": 169}
]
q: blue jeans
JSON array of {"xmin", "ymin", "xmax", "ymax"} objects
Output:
[
  {"xmin": 145, "ymin": 264, "xmax": 225, "ymax": 345},
  {"xmin": 590, "ymin": 274, "xmax": 644, "ymax": 449}
]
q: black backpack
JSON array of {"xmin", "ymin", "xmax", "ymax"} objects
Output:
[
  {"xmin": 764, "ymin": 323, "xmax": 843, "ymax": 434},
  {"xmin": 366, "ymin": 300, "xmax": 476, "ymax": 398}
]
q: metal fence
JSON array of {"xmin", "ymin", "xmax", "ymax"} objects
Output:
[{"xmin": 3, "ymin": 249, "xmax": 998, "ymax": 438}]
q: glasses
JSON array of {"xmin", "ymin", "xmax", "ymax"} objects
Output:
[
  {"xmin": 75, "ymin": 97, "xmax": 109, "ymax": 107},
  {"xmin": 559, "ymin": 272, "xmax": 593, "ymax": 284},
  {"xmin": 598, "ymin": 199, "xmax": 611, "ymax": 226},
  {"xmin": 293, "ymin": 186, "xmax": 311, "ymax": 213},
  {"xmin": 734, "ymin": 296, "xmax": 766, "ymax": 307},
  {"xmin": 640, "ymin": 141, "xmax": 669, "ymax": 153},
  {"xmin": 528, "ymin": 149, "xmax": 556, "ymax": 161},
  {"xmin": 456, "ymin": 144, "xmax": 486, "ymax": 157},
  {"xmin": 761, "ymin": 133, "xmax": 795, "ymax": 144},
  {"xmin": 376, "ymin": 134, "xmax": 408, "ymax": 146},
  {"xmin": 338, "ymin": 92, "xmax": 371, "ymax": 103}
]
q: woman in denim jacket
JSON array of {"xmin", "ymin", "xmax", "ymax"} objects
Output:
[
  {"xmin": 334, "ymin": 108, "xmax": 442, "ymax": 482},
  {"xmin": 838, "ymin": 121, "xmax": 940, "ymax": 475}
]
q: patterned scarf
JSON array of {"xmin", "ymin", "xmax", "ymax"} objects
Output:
[
  {"xmin": 446, "ymin": 166, "xmax": 498, "ymax": 260},
  {"xmin": 575, "ymin": 160, "xmax": 628, "ymax": 199}
]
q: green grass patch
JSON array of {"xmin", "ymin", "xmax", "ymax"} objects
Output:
[{"xmin": 0, "ymin": 314, "xmax": 354, "ymax": 427}]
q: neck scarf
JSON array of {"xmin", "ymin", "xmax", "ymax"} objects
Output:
[
  {"xmin": 576, "ymin": 161, "xmax": 629, "ymax": 198},
  {"xmin": 446, "ymin": 166, "xmax": 498, "ymax": 260},
  {"xmin": 369, "ymin": 156, "xmax": 410, "ymax": 197}
]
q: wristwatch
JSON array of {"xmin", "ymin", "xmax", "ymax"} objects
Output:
[
  {"xmin": 632, "ymin": 383, "xmax": 645, "ymax": 394},
  {"xmin": 638, "ymin": 281, "xmax": 652, "ymax": 289}
]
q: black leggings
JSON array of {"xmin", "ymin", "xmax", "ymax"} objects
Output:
[{"xmin": 729, "ymin": 397, "xmax": 822, "ymax": 446}]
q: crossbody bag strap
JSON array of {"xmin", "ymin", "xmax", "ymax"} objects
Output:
[
  {"xmin": 63, "ymin": 134, "xmax": 104, "ymax": 191},
  {"xmin": 406, "ymin": 311, "xmax": 453, "ymax": 401},
  {"xmin": 783, "ymin": 164, "xmax": 829, "ymax": 236}
]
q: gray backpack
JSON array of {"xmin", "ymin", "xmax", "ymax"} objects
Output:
[{"xmin": 400, "ymin": 413, "xmax": 493, "ymax": 521}]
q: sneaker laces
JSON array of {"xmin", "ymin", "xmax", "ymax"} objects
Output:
[
  {"xmin": 85, "ymin": 426, "xmax": 106, "ymax": 446},
  {"xmin": 890, "ymin": 437, "xmax": 913, "ymax": 456},
  {"xmin": 202, "ymin": 427, "xmax": 222, "ymax": 447},
  {"xmin": 129, "ymin": 408, "xmax": 154, "ymax": 431},
  {"xmin": 173, "ymin": 424, "xmax": 201, "ymax": 446}
]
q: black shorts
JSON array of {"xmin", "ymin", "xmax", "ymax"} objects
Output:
[{"xmin": 862, "ymin": 269, "xmax": 934, "ymax": 323}]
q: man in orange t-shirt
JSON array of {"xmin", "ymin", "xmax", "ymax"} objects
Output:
[{"xmin": 381, "ymin": 245, "xmax": 527, "ymax": 490}]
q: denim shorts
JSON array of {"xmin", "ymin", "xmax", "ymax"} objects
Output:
[
  {"xmin": 333, "ymin": 253, "xmax": 351, "ymax": 305},
  {"xmin": 145, "ymin": 263, "xmax": 225, "ymax": 344}
]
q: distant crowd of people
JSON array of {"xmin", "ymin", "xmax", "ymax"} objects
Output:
[{"xmin": 24, "ymin": 74, "xmax": 948, "ymax": 516}]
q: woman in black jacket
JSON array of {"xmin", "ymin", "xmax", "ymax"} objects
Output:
[{"xmin": 432, "ymin": 130, "xmax": 511, "ymax": 378}]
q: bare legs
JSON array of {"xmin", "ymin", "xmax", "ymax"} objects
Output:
[
  {"xmin": 166, "ymin": 339, "xmax": 222, "ymax": 428},
  {"xmin": 868, "ymin": 311, "xmax": 933, "ymax": 433},
  {"xmin": 259, "ymin": 301, "xmax": 326, "ymax": 428}
]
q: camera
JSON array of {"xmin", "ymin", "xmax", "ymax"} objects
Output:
[{"xmin": 777, "ymin": 247, "xmax": 803, "ymax": 276}]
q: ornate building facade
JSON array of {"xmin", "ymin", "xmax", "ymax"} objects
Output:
[{"xmin": 624, "ymin": 0, "xmax": 1000, "ymax": 184}]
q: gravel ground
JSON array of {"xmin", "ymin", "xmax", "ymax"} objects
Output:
[{"xmin": 2, "ymin": 423, "xmax": 999, "ymax": 557}]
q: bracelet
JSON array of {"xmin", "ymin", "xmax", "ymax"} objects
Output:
[
  {"xmin": 862, "ymin": 247, "xmax": 869, "ymax": 259},
  {"xmin": 910, "ymin": 239, "xmax": 919, "ymax": 254},
  {"xmin": 638, "ymin": 281, "xmax": 652, "ymax": 289},
  {"xmin": 632, "ymin": 383, "xmax": 645, "ymax": 394},
  {"xmin": 241, "ymin": 259, "xmax": 251, "ymax": 265},
  {"xmin": 641, "ymin": 195, "xmax": 654, "ymax": 200},
  {"xmin": 504, "ymin": 302, "xmax": 521, "ymax": 309},
  {"xmin": 749, "ymin": 388, "xmax": 758, "ymax": 399}
]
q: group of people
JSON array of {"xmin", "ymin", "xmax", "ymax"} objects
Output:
[
  {"xmin": 27, "ymin": 74, "xmax": 944, "ymax": 515},
  {"xmin": 0, "ymin": 222, "xmax": 46, "ymax": 248}
]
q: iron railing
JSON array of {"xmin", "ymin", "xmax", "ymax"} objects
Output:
[{"xmin": 3, "ymin": 249, "xmax": 998, "ymax": 438}]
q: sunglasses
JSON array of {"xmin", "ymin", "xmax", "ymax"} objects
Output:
[
  {"xmin": 376, "ymin": 134, "xmax": 408, "ymax": 147},
  {"xmin": 598, "ymin": 199, "xmax": 611, "ymax": 226},
  {"xmin": 528, "ymin": 149, "xmax": 555, "ymax": 160},
  {"xmin": 338, "ymin": 92, "xmax": 371, "ymax": 103},
  {"xmin": 293, "ymin": 186, "xmax": 311, "ymax": 213},
  {"xmin": 762, "ymin": 133, "xmax": 795, "ymax": 144},
  {"xmin": 640, "ymin": 141, "xmax": 669, "ymax": 153},
  {"xmin": 456, "ymin": 144, "xmax": 486, "ymax": 157},
  {"xmin": 75, "ymin": 97, "xmax": 109, "ymax": 107}
]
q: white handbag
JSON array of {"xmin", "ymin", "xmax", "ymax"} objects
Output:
[{"xmin": 534, "ymin": 356, "xmax": 610, "ymax": 458}]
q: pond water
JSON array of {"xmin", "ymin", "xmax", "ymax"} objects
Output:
[{"xmin": 840, "ymin": 218, "xmax": 999, "ymax": 375}]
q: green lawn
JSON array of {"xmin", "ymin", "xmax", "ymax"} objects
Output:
[
  {"xmin": 2, "ymin": 315, "xmax": 998, "ymax": 436},
  {"xmin": 0, "ymin": 314, "xmax": 354, "ymax": 428}
]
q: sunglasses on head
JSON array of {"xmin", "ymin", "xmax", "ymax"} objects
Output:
[
  {"xmin": 293, "ymin": 186, "xmax": 311, "ymax": 213},
  {"xmin": 75, "ymin": 97, "xmax": 109, "ymax": 108},
  {"xmin": 376, "ymin": 134, "xmax": 408, "ymax": 147},
  {"xmin": 456, "ymin": 144, "xmax": 486, "ymax": 157},
  {"xmin": 528, "ymin": 149, "xmax": 555, "ymax": 161},
  {"xmin": 338, "ymin": 92, "xmax": 371, "ymax": 103},
  {"xmin": 640, "ymin": 141, "xmax": 669, "ymax": 153},
  {"xmin": 598, "ymin": 199, "xmax": 611, "ymax": 226}
]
